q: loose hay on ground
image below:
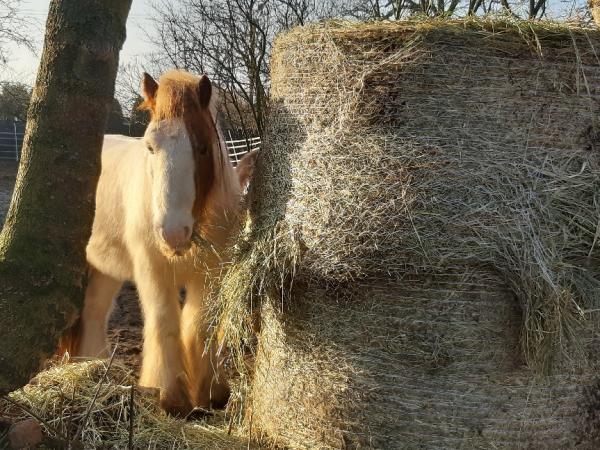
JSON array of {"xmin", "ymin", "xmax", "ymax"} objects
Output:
[
  {"xmin": 212, "ymin": 18, "xmax": 600, "ymax": 449},
  {"xmin": 0, "ymin": 360, "xmax": 249, "ymax": 449}
]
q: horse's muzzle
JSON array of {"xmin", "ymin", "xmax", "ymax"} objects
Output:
[{"xmin": 159, "ymin": 225, "xmax": 192, "ymax": 254}]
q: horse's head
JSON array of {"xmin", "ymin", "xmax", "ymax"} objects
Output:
[{"xmin": 139, "ymin": 70, "xmax": 219, "ymax": 257}]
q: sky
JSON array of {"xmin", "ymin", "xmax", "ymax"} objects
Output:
[
  {"xmin": 2, "ymin": 0, "xmax": 591, "ymax": 85},
  {"xmin": 5, "ymin": 0, "xmax": 154, "ymax": 84}
]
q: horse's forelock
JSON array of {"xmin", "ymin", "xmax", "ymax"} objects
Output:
[{"xmin": 146, "ymin": 71, "xmax": 223, "ymax": 226}]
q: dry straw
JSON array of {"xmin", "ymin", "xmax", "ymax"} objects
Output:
[
  {"xmin": 211, "ymin": 17, "xmax": 600, "ymax": 448},
  {"xmin": 0, "ymin": 359, "xmax": 249, "ymax": 449}
]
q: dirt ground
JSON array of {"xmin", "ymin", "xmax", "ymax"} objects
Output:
[{"xmin": 0, "ymin": 161, "xmax": 143, "ymax": 373}]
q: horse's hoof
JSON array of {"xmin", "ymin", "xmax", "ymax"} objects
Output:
[
  {"xmin": 185, "ymin": 407, "xmax": 214, "ymax": 421},
  {"xmin": 159, "ymin": 392, "xmax": 194, "ymax": 417},
  {"xmin": 159, "ymin": 380, "xmax": 194, "ymax": 417}
]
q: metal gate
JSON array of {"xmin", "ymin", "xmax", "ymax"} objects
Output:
[{"xmin": 0, "ymin": 121, "xmax": 24, "ymax": 161}]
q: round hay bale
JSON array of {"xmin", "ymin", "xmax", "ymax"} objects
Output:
[
  {"xmin": 215, "ymin": 19, "xmax": 600, "ymax": 449},
  {"xmin": 250, "ymin": 274, "xmax": 600, "ymax": 449}
]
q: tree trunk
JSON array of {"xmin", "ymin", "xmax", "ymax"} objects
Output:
[{"xmin": 0, "ymin": 0, "xmax": 131, "ymax": 394}]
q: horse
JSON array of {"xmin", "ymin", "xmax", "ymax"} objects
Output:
[{"xmin": 59, "ymin": 70, "xmax": 257, "ymax": 416}]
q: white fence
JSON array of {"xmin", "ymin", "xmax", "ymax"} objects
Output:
[
  {"xmin": 226, "ymin": 135, "xmax": 261, "ymax": 165},
  {"xmin": 0, "ymin": 131, "xmax": 259, "ymax": 163}
]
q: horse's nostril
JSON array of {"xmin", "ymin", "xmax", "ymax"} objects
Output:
[
  {"xmin": 160, "ymin": 228, "xmax": 172, "ymax": 247},
  {"xmin": 159, "ymin": 223, "xmax": 193, "ymax": 253}
]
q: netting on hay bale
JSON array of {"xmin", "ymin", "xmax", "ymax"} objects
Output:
[{"xmin": 213, "ymin": 19, "xmax": 600, "ymax": 449}]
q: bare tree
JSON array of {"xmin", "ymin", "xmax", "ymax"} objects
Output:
[
  {"xmin": 528, "ymin": 0, "xmax": 547, "ymax": 17},
  {"xmin": 149, "ymin": 0, "xmax": 338, "ymax": 137},
  {"xmin": 115, "ymin": 61, "xmax": 144, "ymax": 117},
  {"xmin": 320, "ymin": 0, "xmax": 554, "ymax": 20},
  {"xmin": 341, "ymin": 0, "xmax": 464, "ymax": 19},
  {"xmin": 114, "ymin": 59, "xmax": 156, "ymax": 134},
  {"xmin": 150, "ymin": 0, "xmax": 269, "ymax": 136},
  {"xmin": 0, "ymin": 0, "xmax": 34, "ymax": 64},
  {"xmin": 274, "ymin": 0, "xmax": 343, "ymax": 27}
]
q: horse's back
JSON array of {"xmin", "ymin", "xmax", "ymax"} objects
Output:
[
  {"xmin": 104, "ymin": 134, "xmax": 140, "ymax": 145},
  {"xmin": 102, "ymin": 134, "xmax": 141, "ymax": 159},
  {"xmin": 86, "ymin": 135, "xmax": 144, "ymax": 280}
]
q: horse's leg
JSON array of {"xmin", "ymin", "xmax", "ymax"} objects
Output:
[
  {"xmin": 135, "ymin": 261, "xmax": 192, "ymax": 416},
  {"xmin": 59, "ymin": 267, "xmax": 122, "ymax": 358},
  {"xmin": 182, "ymin": 276, "xmax": 230, "ymax": 409}
]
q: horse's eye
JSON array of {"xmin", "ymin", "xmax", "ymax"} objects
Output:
[{"xmin": 146, "ymin": 143, "xmax": 154, "ymax": 154}]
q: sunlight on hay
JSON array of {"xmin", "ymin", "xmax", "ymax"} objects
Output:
[
  {"xmin": 0, "ymin": 360, "xmax": 248, "ymax": 449},
  {"xmin": 210, "ymin": 223, "xmax": 303, "ymax": 417},
  {"xmin": 218, "ymin": 16, "xmax": 600, "ymax": 373},
  {"xmin": 210, "ymin": 17, "xmax": 600, "ymax": 449}
]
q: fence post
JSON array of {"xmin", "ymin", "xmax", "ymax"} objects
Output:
[
  {"xmin": 228, "ymin": 130, "xmax": 239, "ymax": 164},
  {"xmin": 13, "ymin": 118, "xmax": 19, "ymax": 162}
]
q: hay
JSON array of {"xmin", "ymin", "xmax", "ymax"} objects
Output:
[
  {"xmin": 0, "ymin": 360, "xmax": 249, "ymax": 449},
  {"xmin": 213, "ymin": 18, "xmax": 600, "ymax": 448},
  {"xmin": 590, "ymin": 0, "xmax": 600, "ymax": 27},
  {"xmin": 250, "ymin": 275, "xmax": 600, "ymax": 449},
  {"xmin": 258, "ymin": 17, "xmax": 600, "ymax": 370}
]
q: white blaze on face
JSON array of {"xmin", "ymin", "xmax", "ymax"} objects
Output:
[{"xmin": 144, "ymin": 118, "xmax": 196, "ymax": 254}]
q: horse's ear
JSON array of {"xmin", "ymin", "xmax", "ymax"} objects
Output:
[
  {"xmin": 141, "ymin": 72, "xmax": 158, "ymax": 101},
  {"xmin": 236, "ymin": 150, "xmax": 259, "ymax": 189},
  {"xmin": 197, "ymin": 74, "xmax": 212, "ymax": 108}
]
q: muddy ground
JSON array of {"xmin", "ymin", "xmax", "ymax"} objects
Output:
[{"xmin": 0, "ymin": 161, "xmax": 143, "ymax": 373}]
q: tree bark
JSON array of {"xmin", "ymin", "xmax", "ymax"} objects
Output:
[{"xmin": 0, "ymin": 0, "xmax": 131, "ymax": 394}]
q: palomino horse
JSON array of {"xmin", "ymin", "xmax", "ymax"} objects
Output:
[{"xmin": 61, "ymin": 70, "xmax": 257, "ymax": 415}]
